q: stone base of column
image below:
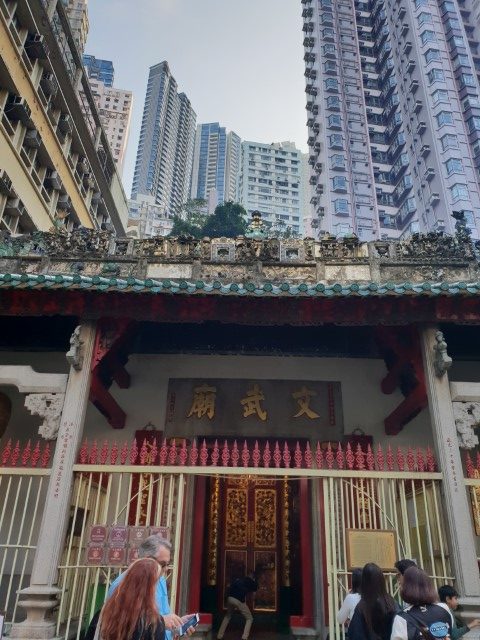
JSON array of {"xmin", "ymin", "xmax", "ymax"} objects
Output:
[
  {"xmin": 457, "ymin": 597, "xmax": 480, "ymax": 640},
  {"xmin": 10, "ymin": 587, "xmax": 61, "ymax": 640}
]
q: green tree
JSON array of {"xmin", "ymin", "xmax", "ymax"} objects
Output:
[
  {"xmin": 169, "ymin": 199, "xmax": 207, "ymax": 237},
  {"xmin": 201, "ymin": 201, "xmax": 248, "ymax": 238}
]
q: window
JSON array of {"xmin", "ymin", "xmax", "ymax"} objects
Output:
[
  {"xmin": 445, "ymin": 158, "xmax": 464, "ymax": 175},
  {"xmin": 418, "ymin": 12, "xmax": 432, "ymax": 25},
  {"xmin": 414, "ymin": 0, "xmax": 428, "ymax": 7},
  {"xmin": 425, "ymin": 49, "xmax": 441, "ymax": 63},
  {"xmin": 436, "ymin": 111, "xmax": 454, "ymax": 126},
  {"xmin": 441, "ymin": 134, "xmax": 458, "ymax": 150},
  {"xmin": 450, "ymin": 183, "xmax": 469, "ymax": 202},
  {"xmin": 329, "ymin": 134, "xmax": 344, "ymax": 149},
  {"xmin": 421, "ymin": 30, "xmax": 436, "ymax": 45},
  {"xmin": 331, "ymin": 154, "xmax": 346, "ymax": 169},
  {"xmin": 460, "ymin": 74, "xmax": 476, "ymax": 88},
  {"xmin": 467, "ymin": 116, "xmax": 480, "ymax": 132},
  {"xmin": 462, "ymin": 210, "xmax": 475, "ymax": 227},
  {"xmin": 432, "ymin": 89, "xmax": 449, "ymax": 104},
  {"xmin": 323, "ymin": 44, "xmax": 335, "ymax": 55},
  {"xmin": 332, "ymin": 176, "xmax": 347, "ymax": 191},
  {"xmin": 328, "ymin": 114, "xmax": 342, "ymax": 128},
  {"xmin": 428, "ymin": 68, "xmax": 445, "ymax": 83},
  {"xmin": 440, "ymin": 0, "xmax": 455, "ymax": 11},
  {"xmin": 322, "ymin": 28, "xmax": 335, "ymax": 38},
  {"xmin": 453, "ymin": 54, "xmax": 470, "ymax": 69},
  {"xmin": 445, "ymin": 18, "xmax": 460, "ymax": 32},
  {"xmin": 327, "ymin": 96, "xmax": 340, "ymax": 109},
  {"xmin": 334, "ymin": 199, "xmax": 349, "ymax": 214},
  {"xmin": 325, "ymin": 78, "xmax": 339, "ymax": 91},
  {"xmin": 324, "ymin": 60, "xmax": 336, "ymax": 73}
]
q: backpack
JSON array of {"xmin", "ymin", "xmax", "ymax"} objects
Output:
[{"xmin": 400, "ymin": 605, "xmax": 451, "ymax": 640}]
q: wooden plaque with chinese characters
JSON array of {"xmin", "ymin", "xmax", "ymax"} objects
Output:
[
  {"xmin": 165, "ymin": 379, "xmax": 343, "ymax": 439},
  {"xmin": 346, "ymin": 529, "xmax": 397, "ymax": 571}
]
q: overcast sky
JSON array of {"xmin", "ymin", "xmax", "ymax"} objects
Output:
[{"xmin": 86, "ymin": 0, "xmax": 307, "ymax": 196}]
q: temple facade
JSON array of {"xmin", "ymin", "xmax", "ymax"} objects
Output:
[{"xmin": 0, "ymin": 224, "xmax": 480, "ymax": 640}]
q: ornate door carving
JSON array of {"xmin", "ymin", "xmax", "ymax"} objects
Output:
[{"xmin": 220, "ymin": 477, "xmax": 280, "ymax": 613}]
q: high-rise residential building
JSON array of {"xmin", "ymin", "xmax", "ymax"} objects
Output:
[
  {"xmin": 83, "ymin": 55, "xmax": 114, "ymax": 87},
  {"xmin": 238, "ymin": 141, "xmax": 307, "ymax": 235},
  {"xmin": 191, "ymin": 123, "xmax": 241, "ymax": 210},
  {"xmin": 127, "ymin": 195, "xmax": 174, "ymax": 238},
  {"xmin": 62, "ymin": 0, "xmax": 89, "ymax": 55},
  {"xmin": 88, "ymin": 79, "xmax": 132, "ymax": 177},
  {"xmin": 132, "ymin": 62, "xmax": 196, "ymax": 216},
  {"xmin": 0, "ymin": 0, "xmax": 128, "ymax": 236},
  {"xmin": 302, "ymin": 0, "xmax": 480, "ymax": 240}
]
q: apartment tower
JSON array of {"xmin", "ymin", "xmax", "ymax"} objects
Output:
[
  {"xmin": 238, "ymin": 141, "xmax": 307, "ymax": 236},
  {"xmin": 302, "ymin": 0, "xmax": 480, "ymax": 239},
  {"xmin": 132, "ymin": 62, "xmax": 196, "ymax": 216},
  {"xmin": 62, "ymin": 0, "xmax": 89, "ymax": 55},
  {"xmin": 83, "ymin": 55, "xmax": 114, "ymax": 87},
  {"xmin": 191, "ymin": 123, "xmax": 241, "ymax": 210}
]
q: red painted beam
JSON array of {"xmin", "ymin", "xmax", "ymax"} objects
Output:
[
  {"xmin": 90, "ymin": 375, "xmax": 126, "ymax": 429},
  {"xmin": 291, "ymin": 478, "xmax": 314, "ymax": 630},
  {"xmin": 381, "ymin": 360, "xmax": 403, "ymax": 395},
  {"xmin": 384, "ymin": 384, "xmax": 428, "ymax": 436},
  {"xmin": 111, "ymin": 360, "xmax": 131, "ymax": 389},
  {"xmin": 188, "ymin": 476, "xmax": 207, "ymax": 614}
]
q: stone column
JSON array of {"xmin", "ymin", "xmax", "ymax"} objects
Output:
[
  {"xmin": 11, "ymin": 322, "xmax": 96, "ymax": 640},
  {"xmin": 420, "ymin": 326, "xmax": 480, "ymax": 623}
]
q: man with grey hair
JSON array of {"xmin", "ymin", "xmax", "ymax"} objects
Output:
[{"xmin": 108, "ymin": 535, "xmax": 186, "ymax": 636}]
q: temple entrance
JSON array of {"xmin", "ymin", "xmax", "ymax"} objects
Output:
[{"xmin": 202, "ymin": 473, "xmax": 302, "ymax": 634}]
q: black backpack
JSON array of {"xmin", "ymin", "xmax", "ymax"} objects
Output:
[{"xmin": 399, "ymin": 605, "xmax": 451, "ymax": 640}]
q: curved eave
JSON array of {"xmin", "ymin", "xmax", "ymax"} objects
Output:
[{"xmin": 0, "ymin": 273, "xmax": 479, "ymax": 298}]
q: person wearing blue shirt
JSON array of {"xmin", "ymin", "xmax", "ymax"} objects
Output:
[{"xmin": 108, "ymin": 536, "xmax": 186, "ymax": 639}]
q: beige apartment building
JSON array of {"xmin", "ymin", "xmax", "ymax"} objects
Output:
[{"xmin": 0, "ymin": 0, "xmax": 128, "ymax": 235}]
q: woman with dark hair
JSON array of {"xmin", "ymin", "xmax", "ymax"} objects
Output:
[
  {"xmin": 97, "ymin": 557, "xmax": 166, "ymax": 640},
  {"xmin": 391, "ymin": 566, "xmax": 453, "ymax": 640},
  {"xmin": 337, "ymin": 568, "xmax": 363, "ymax": 627},
  {"xmin": 347, "ymin": 563, "xmax": 398, "ymax": 640}
]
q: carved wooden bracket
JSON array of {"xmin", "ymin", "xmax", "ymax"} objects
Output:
[
  {"xmin": 376, "ymin": 326, "xmax": 428, "ymax": 435},
  {"xmin": 24, "ymin": 393, "xmax": 65, "ymax": 440},
  {"xmin": 89, "ymin": 319, "xmax": 136, "ymax": 429}
]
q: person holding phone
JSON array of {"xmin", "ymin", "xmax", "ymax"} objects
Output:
[{"xmin": 97, "ymin": 557, "xmax": 165, "ymax": 640}]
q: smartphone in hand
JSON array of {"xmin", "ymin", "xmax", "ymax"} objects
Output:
[{"xmin": 177, "ymin": 614, "xmax": 200, "ymax": 637}]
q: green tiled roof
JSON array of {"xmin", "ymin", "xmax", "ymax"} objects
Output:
[{"xmin": 0, "ymin": 272, "xmax": 479, "ymax": 297}]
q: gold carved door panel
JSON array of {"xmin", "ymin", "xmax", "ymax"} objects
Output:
[{"xmin": 221, "ymin": 477, "xmax": 278, "ymax": 613}]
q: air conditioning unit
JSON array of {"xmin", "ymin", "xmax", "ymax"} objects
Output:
[
  {"xmin": 0, "ymin": 170, "xmax": 13, "ymax": 196},
  {"xmin": 58, "ymin": 114, "xmax": 72, "ymax": 135},
  {"xmin": 430, "ymin": 192, "xmax": 440, "ymax": 206},
  {"xmin": 25, "ymin": 33, "xmax": 49, "ymax": 60},
  {"xmin": 44, "ymin": 169, "xmax": 62, "ymax": 191},
  {"xmin": 4, "ymin": 197, "xmax": 26, "ymax": 218},
  {"xmin": 83, "ymin": 173, "xmax": 95, "ymax": 189},
  {"xmin": 424, "ymin": 167, "xmax": 435, "ymax": 181},
  {"xmin": 57, "ymin": 194, "xmax": 72, "ymax": 211},
  {"xmin": 420, "ymin": 144, "xmax": 431, "ymax": 157},
  {"xmin": 6, "ymin": 95, "xmax": 32, "ymax": 125},
  {"xmin": 24, "ymin": 128, "xmax": 41, "ymax": 149},
  {"xmin": 77, "ymin": 156, "xmax": 90, "ymax": 174},
  {"xmin": 40, "ymin": 71, "xmax": 58, "ymax": 98},
  {"xmin": 417, "ymin": 121, "xmax": 427, "ymax": 134},
  {"xmin": 413, "ymin": 100, "xmax": 423, "ymax": 114},
  {"xmin": 91, "ymin": 191, "xmax": 102, "ymax": 203}
]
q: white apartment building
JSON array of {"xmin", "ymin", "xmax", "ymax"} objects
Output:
[
  {"xmin": 127, "ymin": 195, "xmax": 174, "ymax": 238},
  {"xmin": 238, "ymin": 141, "xmax": 308, "ymax": 236},
  {"xmin": 302, "ymin": 0, "xmax": 480, "ymax": 239},
  {"xmin": 89, "ymin": 79, "xmax": 132, "ymax": 177},
  {"xmin": 62, "ymin": 0, "xmax": 89, "ymax": 55},
  {"xmin": 132, "ymin": 62, "xmax": 196, "ymax": 217}
]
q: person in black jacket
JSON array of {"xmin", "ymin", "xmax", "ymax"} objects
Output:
[
  {"xmin": 348, "ymin": 563, "xmax": 399, "ymax": 640},
  {"xmin": 217, "ymin": 569, "xmax": 263, "ymax": 640}
]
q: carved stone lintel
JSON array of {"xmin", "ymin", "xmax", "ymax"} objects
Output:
[
  {"xmin": 453, "ymin": 402, "xmax": 480, "ymax": 449},
  {"xmin": 433, "ymin": 330, "xmax": 452, "ymax": 377},
  {"xmin": 66, "ymin": 325, "xmax": 84, "ymax": 371},
  {"xmin": 24, "ymin": 393, "xmax": 65, "ymax": 440}
]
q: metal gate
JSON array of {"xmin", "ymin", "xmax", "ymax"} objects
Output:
[
  {"xmin": 322, "ymin": 474, "xmax": 453, "ymax": 640},
  {"xmin": 56, "ymin": 466, "xmax": 185, "ymax": 639}
]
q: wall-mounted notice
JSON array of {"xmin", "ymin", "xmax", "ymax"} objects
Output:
[{"xmin": 346, "ymin": 529, "xmax": 397, "ymax": 571}]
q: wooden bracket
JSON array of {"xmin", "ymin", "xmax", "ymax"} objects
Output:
[
  {"xmin": 89, "ymin": 319, "xmax": 136, "ymax": 429},
  {"xmin": 376, "ymin": 326, "xmax": 428, "ymax": 435}
]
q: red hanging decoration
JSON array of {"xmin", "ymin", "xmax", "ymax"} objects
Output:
[
  {"xmin": 199, "ymin": 439, "xmax": 208, "ymax": 466},
  {"xmin": 273, "ymin": 441, "xmax": 282, "ymax": 468},
  {"xmin": 305, "ymin": 442, "xmax": 313, "ymax": 469},
  {"xmin": 21, "ymin": 440, "xmax": 31, "ymax": 467},
  {"xmin": 252, "ymin": 441, "xmax": 261, "ymax": 468},
  {"xmin": 294, "ymin": 442, "xmax": 302, "ymax": 469},
  {"xmin": 231, "ymin": 440, "xmax": 239, "ymax": 467},
  {"xmin": 241, "ymin": 441, "xmax": 250, "ymax": 467},
  {"xmin": 221, "ymin": 440, "xmax": 230, "ymax": 467},
  {"xmin": 263, "ymin": 441, "xmax": 272, "ymax": 468}
]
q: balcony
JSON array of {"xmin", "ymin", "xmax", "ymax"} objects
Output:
[
  {"xmin": 25, "ymin": 33, "xmax": 49, "ymax": 60},
  {"xmin": 5, "ymin": 95, "xmax": 32, "ymax": 126},
  {"xmin": 40, "ymin": 72, "xmax": 58, "ymax": 98},
  {"xmin": 0, "ymin": 170, "xmax": 13, "ymax": 196},
  {"xmin": 4, "ymin": 197, "xmax": 27, "ymax": 218},
  {"xmin": 24, "ymin": 129, "xmax": 42, "ymax": 149}
]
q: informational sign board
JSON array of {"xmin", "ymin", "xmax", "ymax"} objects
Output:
[
  {"xmin": 346, "ymin": 529, "xmax": 397, "ymax": 571},
  {"xmin": 85, "ymin": 525, "xmax": 170, "ymax": 566},
  {"xmin": 165, "ymin": 379, "xmax": 343, "ymax": 439}
]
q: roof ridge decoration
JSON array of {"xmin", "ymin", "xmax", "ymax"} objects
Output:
[{"xmin": 0, "ymin": 227, "xmax": 478, "ymax": 265}]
